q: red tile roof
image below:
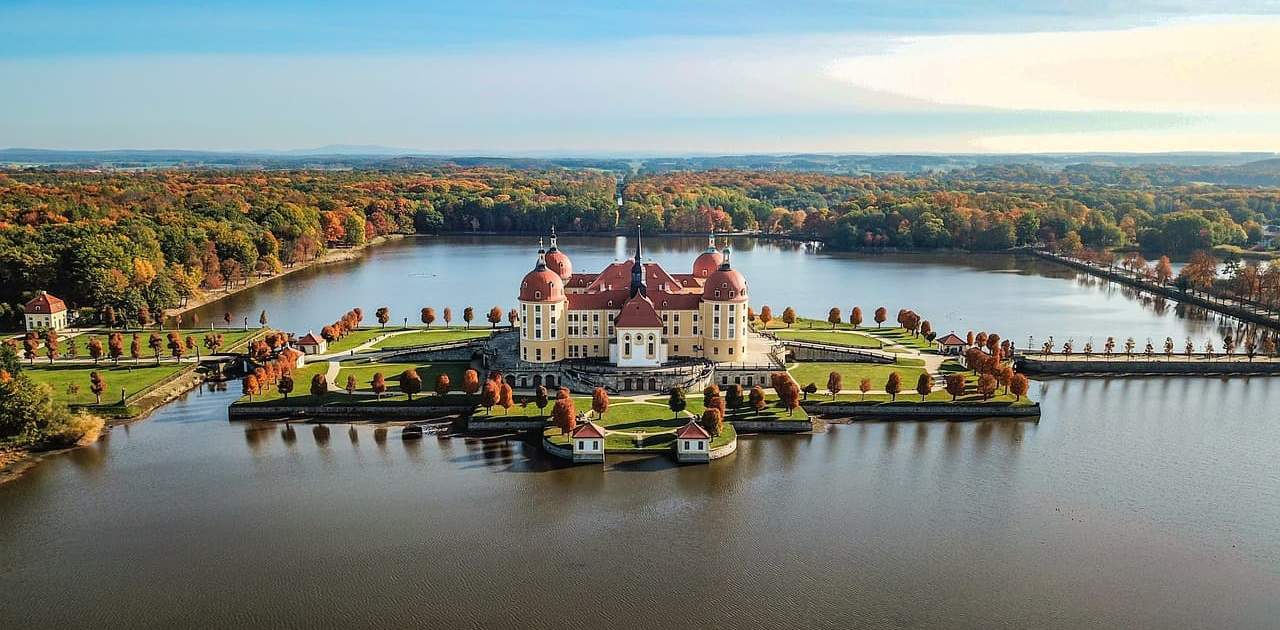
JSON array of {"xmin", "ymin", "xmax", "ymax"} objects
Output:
[
  {"xmin": 23, "ymin": 292, "xmax": 66, "ymax": 314},
  {"xmin": 614, "ymin": 296, "xmax": 663, "ymax": 329},
  {"xmin": 676, "ymin": 421, "xmax": 710, "ymax": 439},
  {"xmin": 571, "ymin": 421, "xmax": 606, "ymax": 439},
  {"xmin": 297, "ymin": 331, "xmax": 324, "ymax": 346},
  {"xmin": 936, "ymin": 333, "xmax": 967, "ymax": 346}
]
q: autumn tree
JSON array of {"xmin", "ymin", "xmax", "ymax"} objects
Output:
[
  {"xmin": 87, "ymin": 337, "xmax": 104, "ymax": 365},
  {"xmin": 498, "ymin": 380, "xmax": 515, "ymax": 414},
  {"xmin": 977, "ymin": 374, "xmax": 998, "ymax": 400},
  {"xmin": 89, "ymin": 371, "xmax": 106, "ymax": 404},
  {"xmin": 371, "ymin": 372, "xmax": 386, "ymax": 400},
  {"xmin": 434, "ymin": 373, "xmax": 451, "ymax": 396},
  {"xmin": 826, "ymin": 371, "xmax": 842, "ymax": 400},
  {"xmin": 874, "ymin": 306, "xmax": 887, "ymax": 328},
  {"xmin": 1155, "ymin": 256, "xmax": 1174, "ymax": 284},
  {"xmin": 507, "ymin": 309, "xmax": 518, "ymax": 327},
  {"xmin": 885, "ymin": 371, "xmax": 902, "ymax": 401},
  {"xmin": 461, "ymin": 368, "xmax": 480, "ymax": 395},
  {"xmin": 726, "ymin": 383, "xmax": 744, "ymax": 411},
  {"xmin": 827, "ymin": 307, "xmax": 841, "ymax": 328},
  {"xmin": 758, "ymin": 305, "xmax": 773, "ymax": 328},
  {"xmin": 463, "ymin": 306, "xmax": 475, "ymax": 328},
  {"xmin": 748, "ymin": 385, "xmax": 766, "ymax": 415},
  {"xmin": 778, "ymin": 379, "xmax": 800, "ymax": 416},
  {"xmin": 43, "ymin": 331, "xmax": 59, "ymax": 364},
  {"xmin": 278, "ymin": 374, "xmax": 295, "ymax": 399},
  {"xmin": 421, "ymin": 307, "xmax": 436, "ymax": 328},
  {"xmin": 375, "ymin": 307, "xmax": 390, "ymax": 329},
  {"xmin": 802, "ymin": 382, "xmax": 817, "ymax": 400},
  {"xmin": 534, "ymin": 385, "xmax": 549, "ymax": 418},
  {"xmin": 700, "ymin": 407, "xmax": 724, "ymax": 436},
  {"xmin": 850, "ymin": 306, "xmax": 863, "ymax": 329},
  {"xmin": 1009, "ymin": 373, "xmax": 1029, "ymax": 401},
  {"xmin": 945, "ymin": 373, "xmax": 966, "ymax": 400},
  {"xmin": 858, "ymin": 377, "xmax": 872, "ymax": 401},
  {"xmin": 308, "ymin": 373, "xmax": 328, "ymax": 397},
  {"xmin": 782, "ymin": 307, "xmax": 797, "ymax": 328},
  {"xmin": 242, "ymin": 374, "xmax": 260, "ymax": 400},
  {"xmin": 487, "ymin": 306, "xmax": 502, "ymax": 328},
  {"xmin": 443, "ymin": 307, "xmax": 453, "ymax": 327},
  {"xmin": 591, "ymin": 387, "xmax": 610, "ymax": 420},
  {"xmin": 480, "ymin": 380, "xmax": 499, "ymax": 412},
  {"xmin": 915, "ymin": 373, "xmax": 932, "ymax": 400},
  {"xmin": 108, "ymin": 333, "xmax": 123, "ymax": 365},
  {"xmin": 147, "ymin": 333, "xmax": 162, "ymax": 364},
  {"xmin": 130, "ymin": 334, "xmax": 142, "ymax": 364},
  {"xmin": 552, "ymin": 391, "xmax": 576, "ymax": 436},
  {"xmin": 400, "ymin": 369, "xmax": 422, "ymax": 401}
]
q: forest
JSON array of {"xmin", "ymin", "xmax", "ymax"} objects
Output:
[{"xmin": 1, "ymin": 164, "xmax": 1278, "ymax": 325}]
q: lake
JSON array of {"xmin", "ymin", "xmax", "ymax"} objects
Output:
[{"xmin": 2, "ymin": 235, "xmax": 1277, "ymax": 629}]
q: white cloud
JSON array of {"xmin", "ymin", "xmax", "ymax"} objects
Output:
[{"xmin": 825, "ymin": 16, "xmax": 1280, "ymax": 114}]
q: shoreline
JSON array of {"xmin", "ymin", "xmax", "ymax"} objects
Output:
[{"xmin": 167, "ymin": 234, "xmax": 407, "ymax": 318}]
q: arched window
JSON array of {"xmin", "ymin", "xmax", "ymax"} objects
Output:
[{"xmin": 534, "ymin": 291, "xmax": 542, "ymax": 300}]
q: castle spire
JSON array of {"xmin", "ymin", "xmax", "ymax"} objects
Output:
[
  {"xmin": 536, "ymin": 237, "xmax": 546, "ymax": 268},
  {"xmin": 706, "ymin": 229, "xmax": 717, "ymax": 252},
  {"xmin": 630, "ymin": 224, "xmax": 646, "ymax": 298},
  {"xmin": 549, "ymin": 226, "xmax": 558, "ymax": 250}
]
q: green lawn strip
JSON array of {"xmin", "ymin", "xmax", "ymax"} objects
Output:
[
  {"xmin": 787, "ymin": 362, "xmax": 928, "ymax": 393},
  {"xmin": 861, "ymin": 327, "xmax": 934, "ymax": 350},
  {"xmin": 23, "ymin": 363, "xmax": 189, "ymax": 407},
  {"xmin": 772, "ymin": 329, "xmax": 885, "ymax": 349},
  {"xmin": 686, "ymin": 395, "xmax": 809, "ymax": 421},
  {"xmin": 323, "ymin": 328, "xmax": 395, "ymax": 354},
  {"xmin": 335, "ymin": 361, "xmax": 471, "ymax": 394},
  {"xmin": 240, "ymin": 361, "xmax": 329, "ymax": 403},
  {"xmin": 366, "ymin": 328, "xmax": 490, "ymax": 350}
]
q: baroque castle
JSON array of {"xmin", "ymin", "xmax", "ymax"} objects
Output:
[{"xmin": 517, "ymin": 228, "xmax": 750, "ymax": 368}]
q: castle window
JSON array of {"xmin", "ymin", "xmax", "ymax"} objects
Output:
[
  {"xmin": 535, "ymin": 329, "xmax": 542, "ymax": 339},
  {"xmin": 729, "ymin": 291, "xmax": 735, "ymax": 298},
  {"xmin": 550, "ymin": 348, "xmax": 556, "ymax": 360},
  {"xmin": 624, "ymin": 341, "xmax": 631, "ymax": 356},
  {"xmin": 714, "ymin": 290, "xmax": 720, "ymax": 298},
  {"xmin": 535, "ymin": 348, "xmax": 542, "ymax": 361},
  {"xmin": 534, "ymin": 291, "xmax": 542, "ymax": 299}
]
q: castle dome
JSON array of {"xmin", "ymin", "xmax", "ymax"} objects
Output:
[
  {"xmin": 519, "ymin": 243, "xmax": 565, "ymax": 302},
  {"xmin": 545, "ymin": 248, "xmax": 572, "ymax": 280},
  {"xmin": 692, "ymin": 232, "xmax": 723, "ymax": 278},
  {"xmin": 701, "ymin": 248, "xmax": 747, "ymax": 302}
]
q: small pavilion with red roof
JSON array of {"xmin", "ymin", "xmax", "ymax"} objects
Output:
[
  {"xmin": 675, "ymin": 420, "xmax": 712, "ymax": 462},
  {"xmin": 569, "ymin": 421, "xmax": 606, "ymax": 463},
  {"xmin": 23, "ymin": 291, "xmax": 69, "ymax": 332},
  {"xmin": 296, "ymin": 331, "xmax": 328, "ymax": 355}
]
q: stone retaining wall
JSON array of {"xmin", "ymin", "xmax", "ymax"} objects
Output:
[
  {"xmin": 728, "ymin": 419, "xmax": 813, "ymax": 432},
  {"xmin": 468, "ymin": 418, "xmax": 547, "ymax": 431},
  {"xmin": 709, "ymin": 438, "xmax": 737, "ymax": 460},
  {"xmin": 806, "ymin": 402, "xmax": 1040, "ymax": 419},
  {"xmin": 781, "ymin": 341, "xmax": 896, "ymax": 364},
  {"xmin": 542, "ymin": 438, "xmax": 573, "ymax": 460}
]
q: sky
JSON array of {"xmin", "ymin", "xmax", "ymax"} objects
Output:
[{"xmin": 3, "ymin": 1, "xmax": 1280, "ymax": 154}]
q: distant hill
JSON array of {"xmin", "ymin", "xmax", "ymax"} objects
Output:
[{"xmin": 2, "ymin": 148, "xmax": 1277, "ymax": 182}]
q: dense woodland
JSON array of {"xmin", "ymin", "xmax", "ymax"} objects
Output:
[{"xmin": 2, "ymin": 165, "xmax": 1279, "ymax": 325}]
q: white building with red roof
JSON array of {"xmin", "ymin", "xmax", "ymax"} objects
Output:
[
  {"xmin": 675, "ymin": 420, "xmax": 712, "ymax": 462},
  {"xmin": 296, "ymin": 331, "xmax": 327, "ymax": 355},
  {"xmin": 569, "ymin": 421, "xmax": 605, "ymax": 463},
  {"xmin": 934, "ymin": 332, "xmax": 968, "ymax": 355},
  {"xmin": 23, "ymin": 291, "xmax": 69, "ymax": 332},
  {"xmin": 517, "ymin": 227, "xmax": 750, "ymax": 368}
]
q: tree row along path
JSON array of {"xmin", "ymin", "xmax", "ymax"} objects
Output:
[
  {"xmin": 775, "ymin": 327, "xmax": 950, "ymax": 385},
  {"xmin": 1030, "ymin": 249, "xmax": 1280, "ymax": 329}
]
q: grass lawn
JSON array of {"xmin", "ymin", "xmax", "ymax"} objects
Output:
[
  {"xmin": 809, "ymin": 360, "xmax": 1030, "ymax": 406},
  {"xmin": 335, "ymin": 361, "xmax": 471, "ymax": 394},
  {"xmin": 324, "ymin": 328, "xmax": 393, "ymax": 354},
  {"xmin": 686, "ymin": 394, "xmax": 810, "ymax": 421},
  {"xmin": 23, "ymin": 362, "xmax": 190, "ymax": 406},
  {"xmin": 862, "ymin": 327, "xmax": 934, "ymax": 350},
  {"xmin": 788, "ymin": 362, "xmax": 928, "ymax": 392},
  {"xmin": 472, "ymin": 395, "xmax": 637, "ymax": 421},
  {"xmin": 367, "ymin": 328, "xmax": 490, "ymax": 351},
  {"xmin": 15, "ymin": 327, "xmax": 262, "ymax": 356},
  {"xmin": 772, "ymin": 329, "xmax": 885, "ymax": 349}
]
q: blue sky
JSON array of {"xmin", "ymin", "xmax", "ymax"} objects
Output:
[{"xmin": 3, "ymin": 1, "xmax": 1280, "ymax": 153}]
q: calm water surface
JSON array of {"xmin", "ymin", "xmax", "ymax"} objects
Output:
[{"xmin": 2, "ymin": 236, "xmax": 1278, "ymax": 629}]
